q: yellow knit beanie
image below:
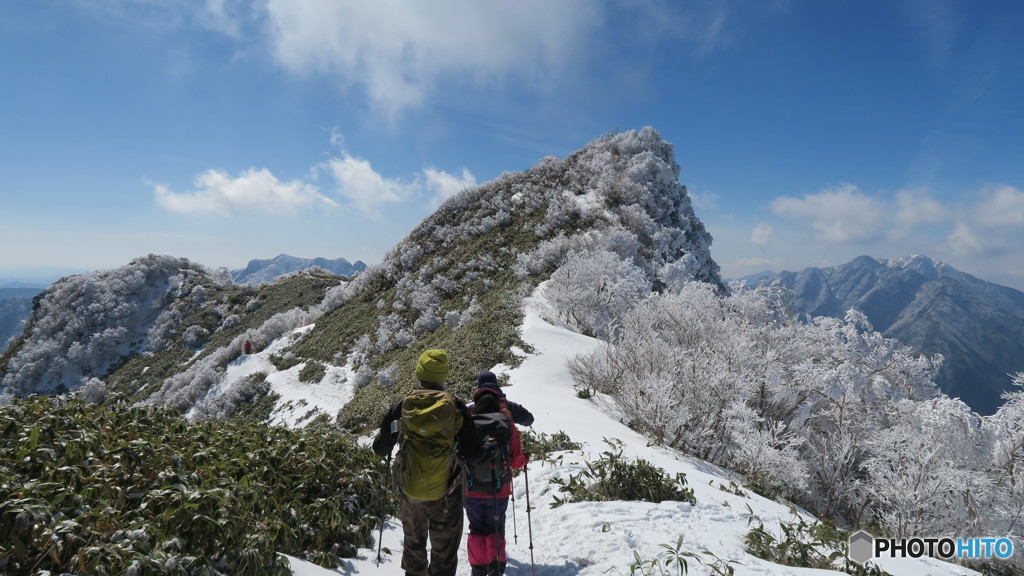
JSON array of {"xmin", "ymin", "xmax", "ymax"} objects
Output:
[{"xmin": 415, "ymin": 349, "xmax": 449, "ymax": 383}]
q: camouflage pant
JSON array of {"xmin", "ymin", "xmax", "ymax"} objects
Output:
[{"xmin": 399, "ymin": 488, "xmax": 465, "ymax": 576}]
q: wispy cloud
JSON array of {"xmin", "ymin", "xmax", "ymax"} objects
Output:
[
  {"xmin": 262, "ymin": 0, "xmax": 600, "ymax": 118},
  {"xmin": 75, "ymin": 1, "xmax": 739, "ymax": 119},
  {"xmin": 153, "ymin": 136, "xmax": 477, "ymax": 220},
  {"xmin": 947, "ymin": 185, "xmax": 1024, "ymax": 256},
  {"xmin": 973, "ymin": 185, "xmax": 1024, "ymax": 227},
  {"xmin": 767, "ymin": 183, "xmax": 1023, "ymax": 260},
  {"xmin": 750, "ymin": 223, "xmax": 773, "ymax": 247},
  {"xmin": 259, "ymin": 1, "xmax": 738, "ymax": 118},
  {"xmin": 423, "ymin": 167, "xmax": 477, "ymax": 207},
  {"xmin": 318, "ymin": 154, "xmax": 407, "ymax": 217},
  {"xmin": 770, "ymin": 184, "xmax": 884, "ymax": 243},
  {"xmin": 894, "ymin": 188, "xmax": 947, "ymax": 226},
  {"xmin": 152, "ymin": 168, "xmax": 335, "ymax": 216},
  {"xmin": 890, "ymin": 188, "xmax": 947, "ymax": 240},
  {"xmin": 946, "ymin": 223, "xmax": 985, "ymax": 256},
  {"xmin": 317, "ymin": 152, "xmax": 477, "ymax": 218},
  {"xmin": 198, "ymin": 0, "xmax": 243, "ymax": 38}
]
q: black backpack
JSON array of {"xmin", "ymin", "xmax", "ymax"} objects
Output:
[{"xmin": 466, "ymin": 410, "xmax": 513, "ymax": 494}]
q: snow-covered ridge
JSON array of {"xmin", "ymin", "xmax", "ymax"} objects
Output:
[
  {"xmin": 382, "ymin": 127, "xmax": 721, "ymax": 288},
  {"xmin": 885, "ymin": 254, "xmax": 963, "ymax": 281},
  {"xmin": 0, "ymin": 255, "xmax": 215, "ymax": 397}
]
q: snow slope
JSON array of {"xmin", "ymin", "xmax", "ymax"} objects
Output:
[
  {"xmin": 277, "ymin": 293, "xmax": 982, "ymax": 576},
  {"xmin": 214, "ymin": 324, "xmax": 355, "ymax": 427}
]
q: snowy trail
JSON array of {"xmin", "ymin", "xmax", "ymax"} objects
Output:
[{"xmin": 284, "ymin": 302, "xmax": 981, "ymax": 576}]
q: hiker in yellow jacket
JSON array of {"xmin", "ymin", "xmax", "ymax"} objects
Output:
[{"xmin": 373, "ymin": 349, "xmax": 481, "ymax": 576}]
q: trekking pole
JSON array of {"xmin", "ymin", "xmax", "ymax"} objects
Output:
[
  {"xmin": 510, "ymin": 481, "xmax": 519, "ymax": 545},
  {"xmin": 375, "ymin": 452, "xmax": 391, "ymax": 566},
  {"xmin": 523, "ymin": 452, "xmax": 535, "ymax": 575}
]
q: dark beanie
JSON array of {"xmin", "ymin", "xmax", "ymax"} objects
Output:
[{"xmin": 475, "ymin": 370, "xmax": 505, "ymax": 399}]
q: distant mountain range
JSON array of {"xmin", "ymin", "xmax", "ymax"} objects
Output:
[
  {"xmin": 231, "ymin": 254, "xmax": 367, "ymax": 284},
  {"xmin": 745, "ymin": 255, "xmax": 1024, "ymax": 414}
]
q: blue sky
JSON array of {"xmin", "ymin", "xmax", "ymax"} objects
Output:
[{"xmin": 3, "ymin": 1, "xmax": 1024, "ymax": 291}]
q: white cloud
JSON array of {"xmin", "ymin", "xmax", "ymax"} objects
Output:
[
  {"xmin": 268, "ymin": 2, "xmax": 592, "ymax": 109},
  {"xmin": 688, "ymin": 189, "xmax": 720, "ymax": 212},
  {"xmin": 261, "ymin": 0, "xmax": 599, "ymax": 117},
  {"xmin": 319, "ymin": 151, "xmax": 476, "ymax": 218},
  {"xmin": 153, "ymin": 134, "xmax": 476, "ymax": 220},
  {"xmin": 80, "ymin": 1, "xmax": 736, "ymax": 119},
  {"xmin": 153, "ymin": 168, "xmax": 336, "ymax": 216},
  {"xmin": 770, "ymin": 184, "xmax": 883, "ymax": 243},
  {"xmin": 946, "ymin": 223, "xmax": 985, "ymax": 256},
  {"xmin": 973, "ymin": 185, "xmax": 1024, "ymax": 227},
  {"xmin": 424, "ymin": 167, "xmax": 477, "ymax": 206},
  {"xmin": 749, "ymin": 223, "xmax": 773, "ymax": 247},
  {"xmin": 321, "ymin": 154, "xmax": 407, "ymax": 217},
  {"xmin": 894, "ymin": 188, "xmax": 947, "ymax": 225},
  {"xmin": 888, "ymin": 188, "xmax": 948, "ymax": 241}
]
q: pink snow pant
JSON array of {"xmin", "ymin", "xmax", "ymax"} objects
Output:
[{"xmin": 465, "ymin": 495, "xmax": 509, "ymax": 574}]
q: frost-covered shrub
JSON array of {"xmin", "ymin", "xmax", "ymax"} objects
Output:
[
  {"xmin": 378, "ymin": 364, "xmax": 399, "ymax": 387},
  {"xmin": 348, "ymin": 334, "xmax": 372, "ymax": 367},
  {"xmin": 534, "ymin": 191, "xmax": 583, "ymax": 238},
  {"xmin": 147, "ymin": 308, "xmax": 184, "ymax": 352},
  {"xmin": 861, "ymin": 396, "xmax": 991, "ymax": 538},
  {"xmin": 514, "ymin": 234, "xmax": 572, "ymax": 279},
  {"xmin": 564, "ymin": 281, "xmax": 1007, "ymax": 542},
  {"xmin": 413, "ymin": 313, "xmax": 442, "ymax": 334},
  {"xmin": 79, "ymin": 377, "xmax": 107, "ymax": 404},
  {"xmin": 395, "ymin": 329, "xmax": 416, "ymax": 348},
  {"xmin": 221, "ymin": 314, "xmax": 240, "ymax": 330},
  {"xmin": 431, "ymin": 275, "xmax": 459, "ymax": 296},
  {"xmin": 399, "ymin": 243, "xmax": 424, "ymax": 271},
  {"xmin": 270, "ymin": 350, "xmax": 301, "ymax": 371},
  {"xmin": 444, "ymin": 310, "xmax": 461, "ymax": 328},
  {"xmin": 543, "ymin": 249, "xmax": 651, "ymax": 340},
  {"xmin": 657, "ymin": 256, "xmax": 700, "ymax": 293},
  {"xmin": 352, "ymin": 366, "xmax": 374, "ymax": 390},
  {"xmin": 189, "ymin": 368, "xmax": 272, "ymax": 420},
  {"xmin": 182, "ymin": 325, "xmax": 211, "ymax": 349},
  {"xmin": 375, "ymin": 313, "xmax": 405, "ymax": 352},
  {"xmin": 190, "ymin": 284, "xmax": 206, "ymax": 305}
]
